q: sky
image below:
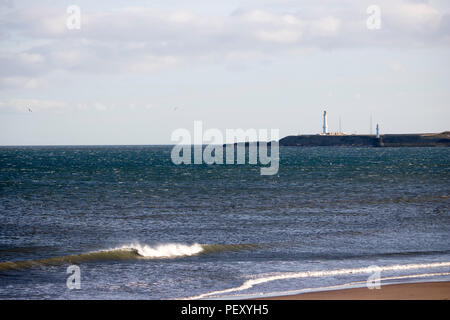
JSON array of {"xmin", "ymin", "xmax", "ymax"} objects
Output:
[{"xmin": 0, "ymin": 0, "xmax": 449, "ymax": 145}]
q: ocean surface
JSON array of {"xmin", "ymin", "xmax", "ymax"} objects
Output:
[{"xmin": 0, "ymin": 146, "xmax": 449, "ymax": 299}]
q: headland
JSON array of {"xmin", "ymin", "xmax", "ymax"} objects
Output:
[{"xmin": 279, "ymin": 132, "xmax": 450, "ymax": 147}]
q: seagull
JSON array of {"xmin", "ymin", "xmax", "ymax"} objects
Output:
[{"xmin": 27, "ymin": 106, "xmax": 32, "ymax": 112}]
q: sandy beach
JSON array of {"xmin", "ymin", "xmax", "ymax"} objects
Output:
[{"xmin": 257, "ymin": 281, "xmax": 450, "ymax": 300}]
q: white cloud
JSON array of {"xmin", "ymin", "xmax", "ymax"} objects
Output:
[
  {"xmin": 124, "ymin": 55, "xmax": 182, "ymax": 73},
  {"xmin": 0, "ymin": 76, "xmax": 48, "ymax": 89},
  {"xmin": 92, "ymin": 102, "xmax": 107, "ymax": 111},
  {"xmin": 169, "ymin": 10, "xmax": 196, "ymax": 23},
  {"xmin": 50, "ymin": 50, "xmax": 85, "ymax": 66},
  {"xmin": 388, "ymin": 62, "xmax": 404, "ymax": 72},
  {"xmin": 0, "ymin": 98, "xmax": 69, "ymax": 112},
  {"xmin": 0, "ymin": 1, "xmax": 449, "ymax": 83},
  {"xmin": 386, "ymin": 2, "xmax": 442, "ymax": 32},
  {"xmin": 310, "ymin": 16, "xmax": 341, "ymax": 37},
  {"xmin": 255, "ymin": 28, "xmax": 301, "ymax": 43},
  {"xmin": 18, "ymin": 53, "xmax": 45, "ymax": 64},
  {"xmin": 240, "ymin": 9, "xmax": 277, "ymax": 24},
  {"xmin": 0, "ymin": 99, "xmax": 161, "ymax": 112}
]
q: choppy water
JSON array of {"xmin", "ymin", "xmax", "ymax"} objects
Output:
[{"xmin": 0, "ymin": 146, "xmax": 449, "ymax": 299}]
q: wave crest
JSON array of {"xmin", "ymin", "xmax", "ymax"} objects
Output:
[
  {"xmin": 118, "ymin": 243, "xmax": 204, "ymax": 259},
  {"xmin": 0, "ymin": 242, "xmax": 204, "ymax": 271},
  {"xmin": 0, "ymin": 242, "xmax": 263, "ymax": 271}
]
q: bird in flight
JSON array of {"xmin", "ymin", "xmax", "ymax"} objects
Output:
[{"xmin": 27, "ymin": 106, "xmax": 32, "ymax": 112}]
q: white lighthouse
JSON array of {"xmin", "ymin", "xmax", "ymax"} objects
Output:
[
  {"xmin": 376, "ymin": 123, "xmax": 380, "ymax": 138},
  {"xmin": 322, "ymin": 110, "xmax": 328, "ymax": 135}
]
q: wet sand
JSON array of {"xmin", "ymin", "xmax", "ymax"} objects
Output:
[{"xmin": 256, "ymin": 281, "xmax": 450, "ymax": 300}]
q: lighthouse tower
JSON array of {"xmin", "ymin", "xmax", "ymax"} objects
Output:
[
  {"xmin": 376, "ymin": 123, "xmax": 380, "ymax": 138},
  {"xmin": 322, "ymin": 111, "xmax": 328, "ymax": 135}
]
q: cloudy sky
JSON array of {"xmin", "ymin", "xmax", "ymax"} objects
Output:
[{"xmin": 0, "ymin": 0, "xmax": 449, "ymax": 145}]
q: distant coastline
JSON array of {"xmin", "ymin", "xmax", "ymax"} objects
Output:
[{"xmin": 279, "ymin": 131, "xmax": 450, "ymax": 147}]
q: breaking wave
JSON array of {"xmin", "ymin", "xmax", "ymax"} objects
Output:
[
  {"xmin": 118, "ymin": 243, "xmax": 204, "ymax": 258},
  {"xmin": 0, "ymin": 242, "xmax": 260, "ymax": 271}
]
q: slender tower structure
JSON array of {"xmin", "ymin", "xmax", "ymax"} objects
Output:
[
  {"xmin": 323, "ymin": 111, "xmax": 328, "ymax": 135},
  {"xmin": 376, "ymin": 123, "xmax": 380, "ymax": 138}
]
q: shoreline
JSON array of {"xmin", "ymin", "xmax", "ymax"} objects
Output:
[{"xmin": 254, "ymin": 281, "xmax": 450, "ymax": 300}]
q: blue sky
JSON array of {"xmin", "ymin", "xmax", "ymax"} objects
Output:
[{"xmin": 1, "ymin": 0, "xmax": 449, "ymax": 145}]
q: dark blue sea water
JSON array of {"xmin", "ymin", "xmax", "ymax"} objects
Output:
[{"xmin": 0, "ymin": 146, "xmax": 449, "ymax": 299}]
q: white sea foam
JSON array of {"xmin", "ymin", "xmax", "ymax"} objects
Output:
[
  {"xmin": 218, "ymin": 272, "xmax": 450, "ymax": 300},
  {"xmin": 186, "ymin": 261, "xmax": 450, "ymax": 299},
  {"xmin": 118, "ymin": 243, "xmax": 204, "ymax": 259}
]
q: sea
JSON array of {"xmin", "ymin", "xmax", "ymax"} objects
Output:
[{"xmin": 0, "ymin": 146, "xmax": 449, "ymax": 299}]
